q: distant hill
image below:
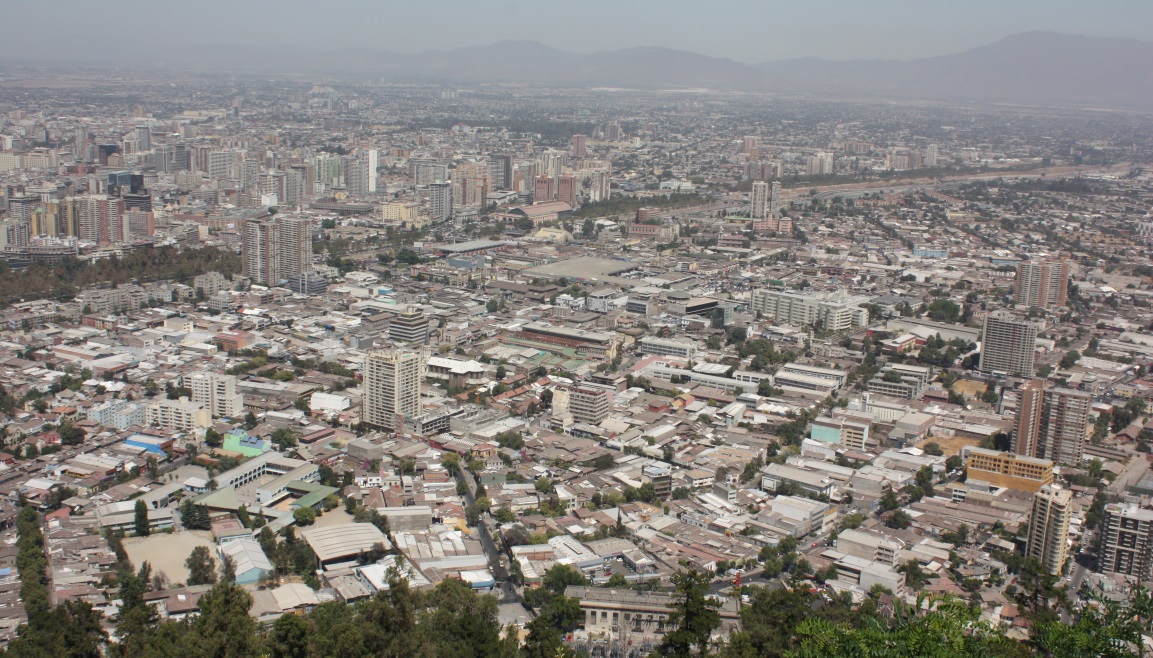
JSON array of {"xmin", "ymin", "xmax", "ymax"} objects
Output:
[
  {"xmin": 11, "ymin": 32, "xmax": 1151, "ymax": 109},
  {"xmin": 754, "ymin": 32, "xmax": 1153, "ymax": 109}
]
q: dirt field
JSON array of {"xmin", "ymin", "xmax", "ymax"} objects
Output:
[
  {"xmin": 123, "ymin": 531, "xmax": 216, "ymax": 585},
  {"xmin": 951, "ymin": 380, "xmax": 989, "ymax": 398},
  {"xmin": 917, "ymin": 436, "xmax": 979, "ymax": 456}
]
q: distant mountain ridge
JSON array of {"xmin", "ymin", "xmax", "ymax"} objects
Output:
[{"xmin": 14, "ymin": 32, "xmax": 1153, "ymax": 109}]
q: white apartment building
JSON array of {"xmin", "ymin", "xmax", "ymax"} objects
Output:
[{"xmin": 188, "ymin": 371, "xmax": 244, "ymax": 418}]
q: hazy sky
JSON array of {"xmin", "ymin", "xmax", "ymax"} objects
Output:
[{"xmin": 5, "ymin": 0, "xmax": 1151, "ymax": 62}]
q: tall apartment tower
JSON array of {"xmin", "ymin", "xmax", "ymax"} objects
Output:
[
  {"xmin": 77, "ymin": 195, "xmax": 125, "ymax": 245},
  {"xmin": 1101, "ymin": 503, "xmax": 1153, "ymax": 582},
  {"xmin": 1025, "ymin": 484, "xmax": 1072, "ymax": 575},
  {"xmin": 925, "ymin": 144, "xmax": 938, "ymax": 167},
  {"xmin": 1037, "ymin": 387, "xmax": 1091, "ymax": 465},
  {"xmin": 979, "ymin": 314, "xmax": 1037, "ymax": 376},
  {"xmin": 1014, "ymin": 379, "xmax": 1046, "ymax": 458},
  {"xmin": 769, "ymin": 181, "xmax": 782, "ymax": 215},
  {"xmin": 277, "ymin": 216, "xmax": 313, "ymax": 280},
  {"xmin": 1014, "ymin": 380, "xmax": 1091, "ymax": 465},
  {"xmin": 242, "ymin": 214, "xmax": 313, "ymax": 285},
  {"xmin": 741, "ymin": 136, "xmax": 759, "ymax": 155},
  {"xmin": 243, "ymin": 216, "xmax": 279, "ymax": 285},
  {"xmin": 188, "ymin": 372, "xmax": 244, "ymax": 418},
  {"xmin": 1016, "ymin": 260, "xmax": 1069, "ymax": 309},
  {"xmin": 363, "ymin": 349, "xmax": 428, "ymax": 430},
  {"xmin": 428, "ymin": 181, "xmax": 452, "ymax": 221},
  {"xmin": 750, "ymin": 181, "xmax": 769, "ymax": 219},
  {"xmin": 570, "ymin": 134, "xmax": 588, "ymax": 158}
]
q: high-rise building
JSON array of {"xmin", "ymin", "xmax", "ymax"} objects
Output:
[
  {"xmin": 488, "ymin": 154, "xmax": 512, "ymax": 191},
  {"xmin": 1101, "ymin": 503, "xmax": 1153, "ymax": 582},
  {"xmin": 1025, "ymin": 484, "xmax": 1072, "ymax": 575},
  {"xmin": 363, "ymin": 349, "xmax": 427, "ymax": 429},
  {"xmin": 388, "ymin": 308, "xmax": 430, "ymax": 345},
  {"xmin": 806, "ymin": 152, "xmax": 834, "ymax": 176},
  {"xmin": 533, "ymin": 175, "xmax": 555, "ymax": 203},
  {"xmin": 741, "ymin": 136, "xmax": 759, "ymax": 155},
  {"xmin": 750, "ymin": 181, "xmax": 769, "ymax": 219},
  {"xmin": 76, "ymin": 195, "xmax": 125, "ymax": 245},
  {"xmin": 570, "ymin": 134, "xmax": 588, "ymax": 158},
  {"xmin": 979, "ymin": 314, "xmax": 1037, "ymax": 376},
  {"xmin": 556, "ymin": 174, "xmax": 577, "ymax": 208},
  {"xmin": 769, "ymin": 181, "xmax": 782, "ymax": 215},
  {"xmin": 428, "ymin": 181, "xmax": 452, "ymax": 221},
  {"xmin": 562, "ymin": 383, "xmax": 612, "ymax": 425},
  {"xmin": 188, "ymin": 372, "xmax": 244, "ymax": 418},
  {"xmin": 1037, "ymin": 387, "xmax": 1091, "ymax": 465},
  {"xmin": 242, "ymin": 214, "xmax": 313, "ymax": 286},
  {"xmin": 1014, "ymin": 379, "xmax": 1091, "ymax": 465},
  {"xmin": 925, "ymin": 144, "xmax": 938, "ymax": 167},
  {"xmin": 8, "ymin": 195, "xmax": 36, "ymax": 225},
  {"xmin": 277, "ymin": 216, "xmax": 313, "ymax": 280},
  {"xmin": 243, "ymin": 216, "xmax": 278, "ymax": 285},
  {"xmin": 134, "ymin": 126, "xmax": 151, "ymax": 151},
  {"xmin": 1014, "ymin": 379, "xmax": 1045, "ymax": 458},
  {"xmin": 366, "ymin": 149, "xmax": 378, "ymax": 194},
  {"xmin": 1016, "ymin": 260, "xmax": 1069, "ymax": 309}
]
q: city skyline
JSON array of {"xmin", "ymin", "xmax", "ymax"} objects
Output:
[{"xmin": 1, "ymin": 0, "xmax": 1150, "ymax": 64}]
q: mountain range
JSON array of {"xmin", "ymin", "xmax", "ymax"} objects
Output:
[{"xmin": 22, "ymin": 32, "xmax": 1153, "ymax": 109}]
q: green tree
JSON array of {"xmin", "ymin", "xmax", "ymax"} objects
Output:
[
  {"xmin": 186, "ymin": 545, "xmax": 218, "ymax": 586},
  {"xmin": 659, "ymin": 568, "xmax": 721, "ymax": 658},
  {"xmin": 134, "ymin": 499, "xmax": 150, "ymax": 537},
  {"xmin": 293, "ymin": 507, "xmax": 317, "ymax": 526}
]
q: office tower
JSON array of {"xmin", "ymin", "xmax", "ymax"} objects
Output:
[
  {"xmin": 769, "ymin": 181, "xmax": 782, "ymax": 215},
  {"xmin": 979, "ymin": 314, "xmax": 1037, "ymax": 376},
  {"xmin": 134, "ymin": 126, "xmax": 151, "ymax": 151},
  {"xmin": 741, "ymin": 136, "xmax": 759, "ymax": 155},
  {"xmin": 363, "ymin": 349, "xmax": 427, "ymax": 429},
  {"xmin": 1101, "ymin": 503, "xmax": 1153, "ymax": 581},
  {"xmin": 208, "ymin": 150, "xmax": 233, "ymax": 180},
  {"xmin": 571, "ymin": 134, "xmax": 588, "ymax": 158},
  {"xmin": 533, "ymin": 175, "xmax": 555, "ymax": 203},
  {"xmin": 925, "ymin": 144, "xmax": 938, "ymax": 167},
  {"xmin": 1014, "ymin": 379, "xmax": 1045, "ymax": 458},
  {"xmin": 1025, "ymin": 484, "xmax": 1072, "ymax": 575},
  {"xmin": 428, "ymin": 181, "xmax": 452, "ymax": 221},
  {"xmin": 488, "ymin": 154, "xmax": 512, "ymax": 191},
  {"xmin": 243, "ymin": 216, "xmax": 278, "ymax": 285},
  {"xmin": 556, "ymin": 174, "xmax": 577, "ymax": 208},
  {"xmin": 562, "ymin": 384, "xmax": 611, "ymax": 424},
  {"xmin": 172, "ymin": 144, "xmax": 191, "ymax": 172},
  {"xmin": 188, "ymin": 372, "xmax": 244, "ymax": 418},
  {"xmin": 1037, "ymin": 387, "xmax": 1091, "ymax": 465},
  {"xmin": 366, "ymin": 149, "xmax": 378, "ymax": 193},
  {"xmin": 750, "ymin": 181, "xmax": 769, "ymax": 219},
  {"xmin": 124, "ymin": 210, "xmax": 154, "ymax": 239},
  {"xmin": 389, "ymin": 308, "xmax": 430, "ymax": 344},
  {"xmin": 1016, "ymin": 260, "xmax": 1069, "ymax": 309}
]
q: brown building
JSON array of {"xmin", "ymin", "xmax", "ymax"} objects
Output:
[{"xmin": 962, "ymin": 446, "xmax": 1054, "ymax": 493}]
